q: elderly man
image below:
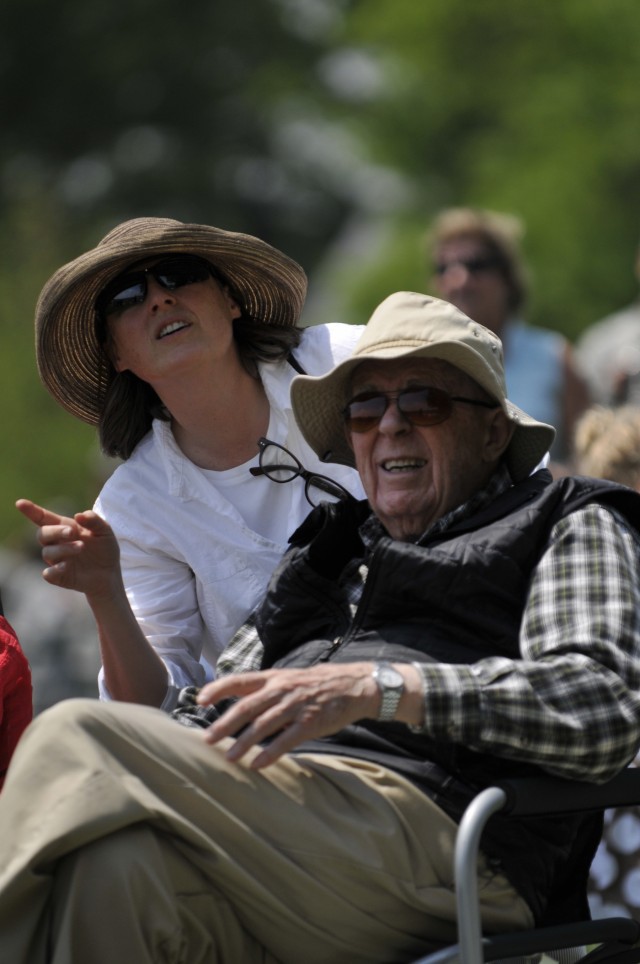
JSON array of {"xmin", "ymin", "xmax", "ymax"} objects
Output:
[{"xmin": 2, "ymin": 293, "xmax": 640, "ymax": 964}]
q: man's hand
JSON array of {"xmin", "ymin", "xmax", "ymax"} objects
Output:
[
  {"xmin": 197, "ymin": 663, "xmax": 381, "ymax": 769},
  {"xmin": 16, "ymin": 499, "xmax": 122, "ymax": 601}
]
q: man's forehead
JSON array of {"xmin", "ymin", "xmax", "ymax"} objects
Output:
[{"xmin": 350, "ymin": 356, "xmax": 459, "ymax": 390}]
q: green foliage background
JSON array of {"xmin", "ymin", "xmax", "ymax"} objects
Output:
[{"xmin": 0, "ymin": 0, "xmax": 638, "ymax": 542}]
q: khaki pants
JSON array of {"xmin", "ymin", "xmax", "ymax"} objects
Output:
[{"xmin": 0, "ymin": 699, "xmax": 532, "ymax": 963}]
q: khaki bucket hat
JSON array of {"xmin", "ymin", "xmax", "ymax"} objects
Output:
[
  {"xmin": 291, "ymin": 291, "xmax": 555, "ymax": 483},
  {"xmin": 35, "ymin": 217, "xmax": 308, "ymax": 425}
]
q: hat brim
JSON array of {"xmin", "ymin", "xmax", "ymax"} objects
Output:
[
  {"xmin": 36, "ymin": 218, "xmax": 307, "ymax": 425},
  {"xmin": 290, "ymin": 344, "xmax": 555, "ymax": 483}
]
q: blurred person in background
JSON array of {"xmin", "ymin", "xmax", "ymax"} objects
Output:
[
  {"xmin": 0, "ymin": 524, "xmax": 100, "ymax": 716},
  {"xmin": 427, "ymin": 207, "xmax": 590, "ymax": 468},
  {"xmin": 18, "ymin": 217, "xmax": 363, "ymax": 712},
  {"xmin": 0, "ymin": 598, "xmax": 31, "ymax": 790},
  {"xmin": 577, "ymin": 242, "xmax": 640, "ymax": 405},
  {"xmin": 574, "ymin": 404, "xmax": 640, "ymax": 487},
  {"xmin": 573, "ymin": 403, "xmax": 640, "ymax": 919}
]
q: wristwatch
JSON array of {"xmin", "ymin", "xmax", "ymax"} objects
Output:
[{"xmin": 372, "ymin": 662, "xmax": 405, "ymax": 721}]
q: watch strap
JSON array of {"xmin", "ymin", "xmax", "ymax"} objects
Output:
[{"xmin": 373, "ymin": 661, "xmax": 404, "ymax": 722}]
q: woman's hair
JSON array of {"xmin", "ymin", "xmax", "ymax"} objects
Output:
[
  {"xmin": 426, "ymin": 207, "xmax": 529, "ymax": 314},
  {"xmin": 97, "ymin": 290, "xmax": 302, "ymax": 460},
  {"xmin": 573, "ymin": 405, "xmax": 640, "ymax": 489}
]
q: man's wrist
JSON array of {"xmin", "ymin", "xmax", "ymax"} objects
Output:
[
  {"xmin": 372, "ymin": 662, "xmax": 405, "ymax": 720},
  {"xmin": 370, "ymin": 662, "xmax": 427, "ymax": 727}
]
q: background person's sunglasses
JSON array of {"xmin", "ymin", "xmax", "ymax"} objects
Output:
[
  {"xmin": 343, "ymin": 386, "xmax": 499, "ymax": 433},
  {"xmin": 96, "ymin": 256, "xmax": 215, "ymax": 318},
  {"xmin": 434, "ymin": 255, "xmax": 501, "ymax": 276}
]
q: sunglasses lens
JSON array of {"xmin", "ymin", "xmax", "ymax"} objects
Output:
[
  {"xmin": 100, "ymin": 276, "xmax": 147, "ymax": 317},
  {"xmin": 435, "ymin": 256, "xmax": 499, "ymax": 276},
  {"xmin": 344, "ymin": 394, "xmax": 388, "ymax": 433},
  {"xmin": 153, "ymin": 258, "xmax": 211, "ymax": 290},
  {"xmin": 397, "ymin": 388, "xmax": 450, "ymax": 425},
  {"xmin": 344, "ymin": 387, "xmax": 453, "ymax": 432}
]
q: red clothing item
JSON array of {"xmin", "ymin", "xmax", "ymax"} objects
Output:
[{"xmin": 0, "ymin": 615, "xmax": 32, "ymax": 790}]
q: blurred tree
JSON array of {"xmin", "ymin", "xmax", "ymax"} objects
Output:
[
  {"xmin": 309, "ymin": 0, "xmax": 640, "ymax": 340},
  {"xmin": 1, "ymin": 0, "xmax": 366, "ymax": 265}
]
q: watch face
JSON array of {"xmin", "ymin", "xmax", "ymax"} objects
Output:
[{"xmin": 378, "ymin": 666, "xmax": 403, "ymax": 688}]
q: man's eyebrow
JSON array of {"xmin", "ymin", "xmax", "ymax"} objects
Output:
[{"xmin": 349, "ymin": 381, "xmax": 381, "ymax": 395}]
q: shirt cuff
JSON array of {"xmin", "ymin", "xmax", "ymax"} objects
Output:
[{"xmin": 407, "ymin": 662, "xmax": 482, "ymax": 741}]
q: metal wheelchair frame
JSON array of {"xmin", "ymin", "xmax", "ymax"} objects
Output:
[{"xmin": 411, "ymin": 769, "xmax": 640, "ymax": 964}]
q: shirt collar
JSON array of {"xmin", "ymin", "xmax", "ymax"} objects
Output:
[{"xmin": 259, "ymin": 357, "xmax": 294, "ymax": 417}]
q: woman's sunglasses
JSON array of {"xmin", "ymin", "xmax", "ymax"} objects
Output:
[
  {"xmin": 96, "ymin": 256, "xmax": 216, "ymax": 319},
  {"xmin": 343, "ymin": 386, "xmax": 499, "ymax": 434}
]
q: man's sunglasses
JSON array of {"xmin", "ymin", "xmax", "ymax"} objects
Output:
[
  {"xmin": 434, "ymin": 255, "xmax": 501, "ymax": 276},
  {"xmin": 96, "ymin": 256, "xmax": 216, "ymax": 319},
  {"xmin": 343, "ymin": 386, "xmax": 499, "ymax": 434}
]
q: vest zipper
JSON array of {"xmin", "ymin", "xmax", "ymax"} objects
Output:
[
  {"xmin": 314, "ymin": 542, "xmax": 386, "ymax": 663},
  {"xmin": 318, "ymin": 636, "xmax": 343, "ymax": 662}
]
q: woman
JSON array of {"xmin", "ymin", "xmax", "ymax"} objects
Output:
[{"xmin": 19, "ymin": 217, "xmax": 363, "ymax": 709}]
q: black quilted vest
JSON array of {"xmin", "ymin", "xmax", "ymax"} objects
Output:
[{"xmin": 255, "ymin": 471, "xmax": 640, "ymax": 925}]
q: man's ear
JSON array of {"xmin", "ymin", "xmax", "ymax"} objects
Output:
[{"xmin": 482, "ymin": 409, "xmax": 515, "ymax": 463}]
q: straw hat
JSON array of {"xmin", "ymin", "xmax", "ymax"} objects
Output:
[
  {"xmin": 291, "ymin": 291, "xmax": 555, "ymax": 483},
  {"xmin": 35, "ymin": 217, "xmax": 308, "ymax": 425}
]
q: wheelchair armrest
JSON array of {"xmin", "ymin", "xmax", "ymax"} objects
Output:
[{"xmin": 493, "ymin": 768, "xmax": 640, "ymax": 817}]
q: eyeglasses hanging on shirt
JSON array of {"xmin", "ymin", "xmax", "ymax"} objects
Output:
[{"xmin": 250, "ymin": 437, "xmax": 352, "ymax": 507}]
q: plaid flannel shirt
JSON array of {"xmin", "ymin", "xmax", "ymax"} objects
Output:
[{"xmin": 216, "ymin": 467, "xmax": 640, "ymax": 782}]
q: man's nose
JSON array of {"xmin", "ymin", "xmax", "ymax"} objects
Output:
[{"xmin": 377, "ymin": 398, "xmax": 411, "ymax": 435}]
